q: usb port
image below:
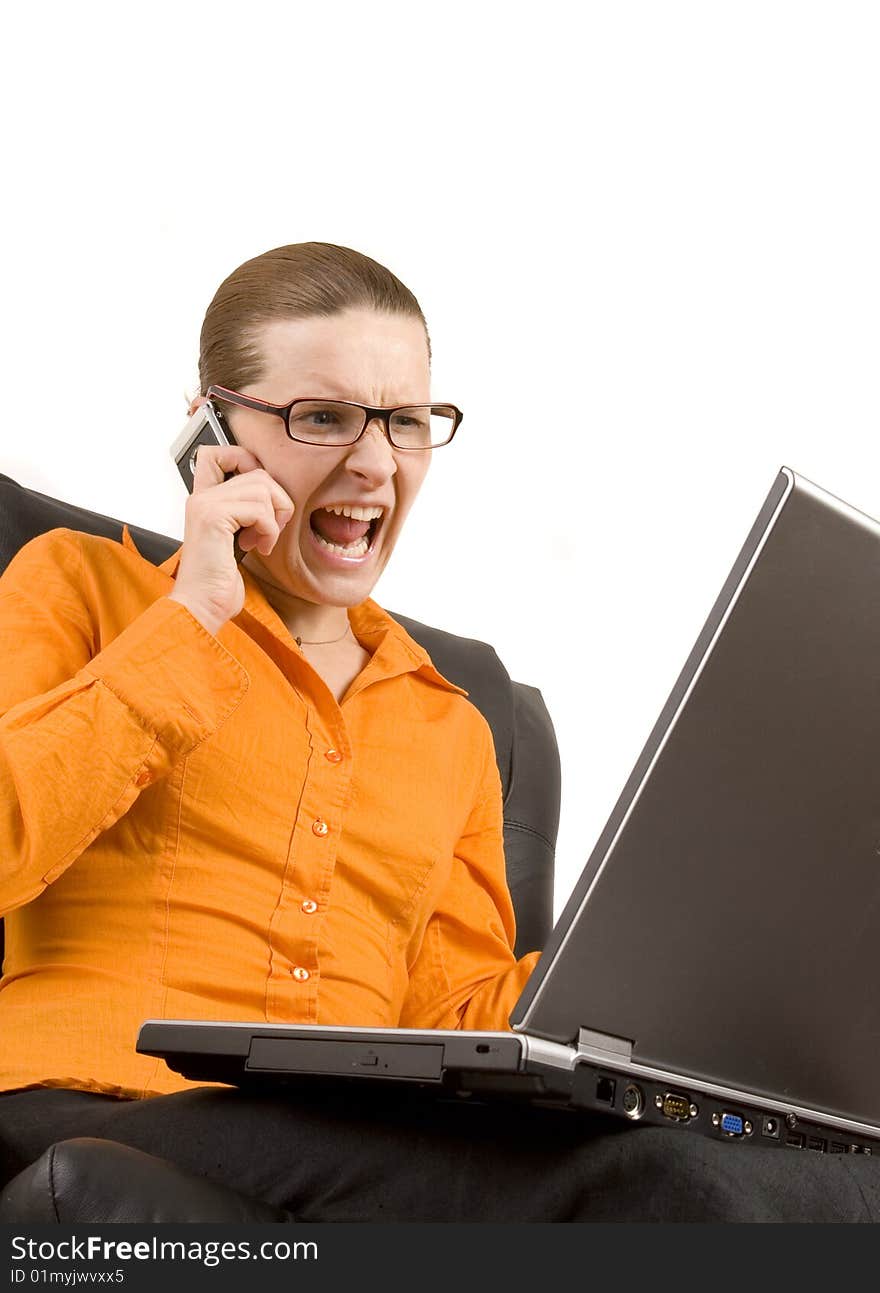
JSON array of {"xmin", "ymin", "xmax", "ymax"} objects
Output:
[
  {"xmin": 806, "ymin": 1136, "xmax": 826, "ymax": 1152},
  {"xmin": 785, "ymin": 1132, "xmax": 804, "ymax": 1149},
  {"xmin": 829, "ymin": 1142, "xmax": 847, "ymax": 1154}
]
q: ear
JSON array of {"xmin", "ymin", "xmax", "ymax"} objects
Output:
[{"xmin": 188, "ymin": 393, "xmax": 208, "ymax": 417}]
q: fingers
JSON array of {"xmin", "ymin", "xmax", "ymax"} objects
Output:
[
  {"xmin": 191, "ymin": 442, "xmax": 264, "ymax": 491},
  {"xmin": 189, "ymin": 443, "xmax": 296, "ymax": 557}
]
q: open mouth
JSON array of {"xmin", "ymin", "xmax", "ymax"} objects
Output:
[{"xmin": 308, "ymin": 508, "xmax": 385, "ymax": 558}]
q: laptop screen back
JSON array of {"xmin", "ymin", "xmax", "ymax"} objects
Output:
[{"xmin": 512, "ymin": 468, "xmax": 880, "ymax": 1127}]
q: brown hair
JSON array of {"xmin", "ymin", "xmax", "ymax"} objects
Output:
[{"xmin": 198, "ymin": 241, "xmax": 431, "ymax": 394}]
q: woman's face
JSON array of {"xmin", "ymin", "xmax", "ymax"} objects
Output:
[{"xmin": 221, "ymin": 306, "xmax": 432, "ymax": 609}]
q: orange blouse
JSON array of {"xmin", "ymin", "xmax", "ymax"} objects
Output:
[{"xmin": 0, "ymin": 525, "xmax": 541, "ymax": 1098}]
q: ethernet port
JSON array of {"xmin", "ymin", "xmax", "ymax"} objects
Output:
[{"xmin": 595, "ymin": 1076, "xmax": 616, "ymax": 1106}]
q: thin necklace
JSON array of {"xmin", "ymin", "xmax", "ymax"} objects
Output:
[{"xmin": 295, "ymin": 624, "xmax": 353, "ymax": 648}]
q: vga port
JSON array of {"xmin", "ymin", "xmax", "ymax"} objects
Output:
[
  {"xmin": 721, "ymin": 1112, "xmax": 744, "ymax": 1137},
  {"xmin": 661, "ymin": 1092, "xmax": 692, "ymax": 1122}
]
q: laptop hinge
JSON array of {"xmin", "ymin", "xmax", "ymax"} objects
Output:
[{"xmin": 577, "ymin": 1028, "xmax": 633, "ymax": 1063}]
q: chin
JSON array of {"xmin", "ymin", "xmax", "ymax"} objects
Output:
[{"xmin": 310, "ymin": 571, "xmax": 383, "ymax": 606}]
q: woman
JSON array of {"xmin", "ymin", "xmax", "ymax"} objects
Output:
[{"xmin": 0, "ymin": 244, "xmax": 876, "ymax": 1221}]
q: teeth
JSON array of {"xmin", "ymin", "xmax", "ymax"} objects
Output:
[
  {"xmin": 313, "ymin": 531, "xmax": 370, "ymax": 557},
  {"xmin": 323, "ymin": 504, "xmax": 384, "ymax": 521}
]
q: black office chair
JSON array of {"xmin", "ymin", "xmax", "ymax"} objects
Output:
[{"xmin": 0, "ymin": 472, "xmax": 561, "ymax": 1223}]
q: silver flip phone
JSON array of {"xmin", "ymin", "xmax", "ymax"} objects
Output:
[
  {"xmin": 169, "ymin": 400, "xmax": 238, "ymax": 494},
  {"xmin": 170, "ymin": 400, "xmax": 246, "ymax": 563}
]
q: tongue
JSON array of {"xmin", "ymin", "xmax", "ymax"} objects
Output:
[{"xmin": 311, "ymin": 509, "xmax": 371, "ymax": 546}]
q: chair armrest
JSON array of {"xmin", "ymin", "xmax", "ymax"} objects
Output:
[{"xmin": 505, "ymin": 683, "xmax": 559, "ymax": 954}]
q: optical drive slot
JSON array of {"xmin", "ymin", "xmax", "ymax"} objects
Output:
[{"xmin": 246, "ymin": 1037, "xmax": 445, "ymax": 1079}]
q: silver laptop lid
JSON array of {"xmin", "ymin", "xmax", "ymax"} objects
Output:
[{"xmin": 513, "ymin": 467, "xmax": 880, "ymax": 1127}]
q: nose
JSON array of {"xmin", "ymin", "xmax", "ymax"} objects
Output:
[{"xmin": 343, "ymin": 417, "xmax": 398, "ymax": 481}]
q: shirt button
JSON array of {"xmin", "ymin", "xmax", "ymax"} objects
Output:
[
  {"xmin": 312, "ymin": 819, "xmax": 329, "ymax": 837},
  {"xmin": 324, "ymin": 748, "xmax": 343, "ymax": 764},
  {"xmin": 135, "ymin": 771, "xmax": 152, "ymax": 787},
  {"xmin": 301, "ymin": 899, "xmax": 318, "ymax": 915},
  {"xmin": 290, "ymin": 966, "xmax": 310, "ymax": 982}
]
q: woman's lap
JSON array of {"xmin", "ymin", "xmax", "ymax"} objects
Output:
[{"xmin": 1, "ymin": 1085, "xmax": 879, "ymax": 1221}]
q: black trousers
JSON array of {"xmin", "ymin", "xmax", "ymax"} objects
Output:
[{"xmin": 2, "ymin": 1085, "xmax": 880, "ymax": 1222}]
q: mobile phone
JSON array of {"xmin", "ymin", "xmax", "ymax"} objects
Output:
[
  {"xmin": 170, "ymin": 399, "xmax": 238, "ymax": 493},
  {"xmin": 169, "ymin": 399, "xmax": 246, "ymax": 563}
]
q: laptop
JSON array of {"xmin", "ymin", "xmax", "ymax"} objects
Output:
[{"xmin": 138, "ymin": 466, "xmax": 880, "ymax": 1156}]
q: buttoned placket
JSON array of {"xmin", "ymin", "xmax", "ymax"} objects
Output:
[
  {"xmin": 220, "ymin": 568, "xmax": 467, "ymax": 1027},
  {"xmin": 260, "ymin": 645, "xmax": 356, "ymax": 1023}
]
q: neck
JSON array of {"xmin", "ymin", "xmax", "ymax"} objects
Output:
[{"xmin": 242, "ymin": 556, "xmax": 352, "ymax": 644}]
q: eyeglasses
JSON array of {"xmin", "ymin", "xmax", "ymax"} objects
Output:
[{"xmin": 206, "ymin": 384, "xmax": 463, "ymax": 450}]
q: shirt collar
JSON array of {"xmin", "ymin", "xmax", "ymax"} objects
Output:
[
  {"xmin": 121, "ymin": 525, "xmax": 184, "ymax": 579},
  {"xmin": 120, "ymin": 525, "xmax": 468, "ymax": 697}
]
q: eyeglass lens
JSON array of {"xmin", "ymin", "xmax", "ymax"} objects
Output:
[{"xmin": 287, "ymin": 402, "xmax": 455, "ymax": 448}]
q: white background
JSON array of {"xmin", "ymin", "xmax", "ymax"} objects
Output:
[{"xmin": 2, "ymin": 1, "xmax": 878, "ymax": 921}]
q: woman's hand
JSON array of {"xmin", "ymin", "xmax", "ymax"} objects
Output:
[{"xmin": 168, "ymin": 443, "xmax": 295, "ymax": 636}]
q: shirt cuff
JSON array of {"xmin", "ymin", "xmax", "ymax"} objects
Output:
[{"xmin": 82, "ymin": 595, "xmax": 249, "ymax": 757}]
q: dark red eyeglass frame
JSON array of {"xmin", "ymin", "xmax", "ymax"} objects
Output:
[{"xmin": 206, "ymin": 384, "xmax": 463, "ymax": 449}]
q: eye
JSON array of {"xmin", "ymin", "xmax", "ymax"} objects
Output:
[
  {"xmin": 391, "ymin": 411, "xmax": 427, "ymax": 430},
  {"xmin": 299, "ymin": 406, "xmax": 341, "ymax": 427}
]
